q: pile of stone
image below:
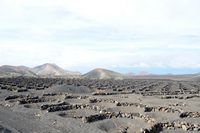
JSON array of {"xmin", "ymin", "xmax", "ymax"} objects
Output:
[
  {"xmin": 114, "ymin": 112, "xmax": 140, "ymax": 119},
  {"xmin": 41, "ymin": 103, "xmax": 94, "ymax": 112},
  {"xmin": 141, "ymin": 123, "xmax": 163, "ymax": 133},
  {"xmin": 144, "ymin": 106, "xmax": 154, "ymax": 112},
  {"xmin": 1, "ymin": 86, "xmax": 28, "ymax": 92},
  {"xmin": 89, "ymin": 98, "xmax": 98, "ymax": 103},
  {"xmin": 41, "ymin": 102, "xmax": 69, "ymax": 110},
  {"xmin": 89, "ymin": 98, "xmax": 117, "ymax": 103},
  {"xmin": 6, "ymin": 86, "xmax": 18, "ymax": 92},
  {"xmin": 156, "ymin": 106, "xmax": 181, "ymax": 113},
  {"xmin": 82, "ymin": 113, "xmax": 111, "ymax": 123},
  {"xmin": 43, "ymin": 93, "xmax": 58, "ymax": 96},
  {"xmin": 180, "ymin": 112, "xmax": 200, "ymax": 118},
  {"xmin": 77, "ymin": 96, "xmax": 89, "ymax": 99},
  {"xmin": 92, "ymin": 92, "xmax": 117, "ymax": 96},
  {"xmin": 0, "ymin": 85, "xmax": 8, "ymax": 90},
  {"xmin": 17, "ymin": 88, "xmax": 28, "ymax": 92},
  {"xmin": 161, "ymin": 95, "xmax": 184, "ymax": 99},
  {"xmin": 5, "ymin": 95, "xmax": 24, "ymax": 101},
  {"xmin": 47, "ymin": 105, "xmax": 74, "ymax": 112},
  {"xmin": 65, "ymin": 94, "xmax": 88, "ymax": 99},
  {"xmin": 35, "ymin": 87, "xmax": 45, "ymax": 90},
  {"xmin": 185, "ymin": 95, "xmax": 200, "ymax": 99},
  {"xmin": 116, "ymin": 102, "xmax": 146, "ymax": 108},
  {"xmin": 162, "ymin": 121, "xmax": 200, "ymax": 131},
  {"xmin": 116, "ymin": 102, "xmax": 182, "ymax": 113},
  {"xmin": 79, "ymin": 111, "xmax": 155, "ymax": 124},
  {"xmin": 81, "ymin": 112, "xmax": 133, "ymax": 123},
  {"xmin": 100, "ymin": 99, "xmax": 117, "ymax": 103},
  {"xmin": 161, "ymin": 95, "xmax": 200, "ymax": 100},
  {"xmin": 142, "ymin": 122, "xmax": 200, "ymax": 132},
  {"xmin": 115, "ymin": 102, "xmax": 180, "ymax": 114},
  {"xmin": 139, "ymin": 114, "xmax": 156, "ymax": 123},
  {"xmin": 65, "ymin": 95, "xmax": 78, "ymax": 99},
  {"xmin": 17, "ymin": 96, "xmax": 47, "ymax": 104}
]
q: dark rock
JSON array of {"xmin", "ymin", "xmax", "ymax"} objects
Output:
[
  {"xmin": 41, "ymin": 102, "xmax": 69, "ymax": 110},
  {"xmin": 144, "ymin": 106, "xmax": 153, "ymax": 112},
  {"xmin": 5, "ymin": 95, "xmax": 23, "ymax": 100},
  {"xmin": 47, "ymin": 105, "xmax": 73, "ymax": 112},
  {"xmin": 82, "ymin": 114, "xmax": 108, "ymax": 123},
  {"xmin": 17, "ymin": 89, "xmax": 28, "ymax": 92}
]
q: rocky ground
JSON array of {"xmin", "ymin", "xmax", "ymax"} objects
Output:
[{"xmin": 0, "ymin": 77, "xmax": 200, "ymax": 133}]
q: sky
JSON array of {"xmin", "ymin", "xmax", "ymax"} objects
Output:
[{"xmin": 0, "ymin": 0, "xmax": 200, "ymax": 74}]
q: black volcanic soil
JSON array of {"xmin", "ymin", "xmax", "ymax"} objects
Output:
[{"xmin": 0, "ymin": 77, "xmax": 200, "ymax": 133}]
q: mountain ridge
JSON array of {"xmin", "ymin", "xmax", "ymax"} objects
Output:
[
  {"xmin": 0, "ymin": 63, "xmax": 81, "ymax": 78},
  {"xmin": 0, "ymin": 64, "xmax": 200, "ymax": 80},
  {"xmin": 0, "ymin": 65, "xmax": 36, "ymax": 77},
  {"xmin": 32, "ymin": 63, "xmax": 81, "ymax": 78}
]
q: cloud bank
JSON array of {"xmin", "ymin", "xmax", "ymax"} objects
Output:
[{"xmin": 0, "ymin": 0, "xmax": 200, "ymax": 74}]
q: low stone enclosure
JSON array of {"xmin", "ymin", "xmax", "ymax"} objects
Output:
[{"xmin": 1, "ymin": 77, "xmax": 200, "ymax": 132}]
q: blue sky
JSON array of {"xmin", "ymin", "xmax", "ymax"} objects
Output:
[{"xmin": 0, "ymin": 0, "xmax": 200, "ymax": 74}]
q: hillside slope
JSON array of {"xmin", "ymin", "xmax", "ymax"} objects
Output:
[
  {"xmin": 0, "ymin": 65, "xmax": 36, "ymax": 77},
  {"xmin": 32, "ymin": 63, "xmax": 81, "ymax": 78},
  {"xmin": 83, "ymin": 68, "xmax": 124, "ymax": 79}
]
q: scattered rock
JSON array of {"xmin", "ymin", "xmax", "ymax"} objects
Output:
[
  {"xmin": 180, "ymin": 112, "xmax": 200, "ymax": 118},
  {"xmin": 41, "ymin": 102, "xmax": 69, "ymax": 110},
  {"xmin": 144, "ymin": 106, "xmax": 153, "ymax": 112}
]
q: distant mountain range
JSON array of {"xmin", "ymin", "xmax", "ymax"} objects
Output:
[
  {"xmin": 0, "ymin": 63, "xmax": 200, "ymax": 80},
  {"xmin": 0, "ymin": 64, "xmax": 124, "ymax": 79},
  {"xmin": 0, "ymin": 63, "xmax": 81, "ymax": 78}
]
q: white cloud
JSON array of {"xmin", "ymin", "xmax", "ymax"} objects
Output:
[
  {"xmin": 62, "ymin": 0, "xmax": 200, "ymax": 35},
  {"xmin": 0, "ymin": 0, "xmax": 200, "ymax": 73},
  {"xmin": 1, "ymin": 0, "xmax": 200, "ymax": 34},
  {"xmin": 1, "ymin": 42, "xmax": 200, "ymax": 71}
]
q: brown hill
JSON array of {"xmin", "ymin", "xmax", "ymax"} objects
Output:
[
  {"xmin": 0, "ymin": 65, "xmax": 36, "ymax": 77},
  {"xmin": 31, "ymin": 63, "xmax": 81, "ymax": 78},
  {"xmin": 83, "ymin": 68, "xmax": 124, "ymax": 79}
]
